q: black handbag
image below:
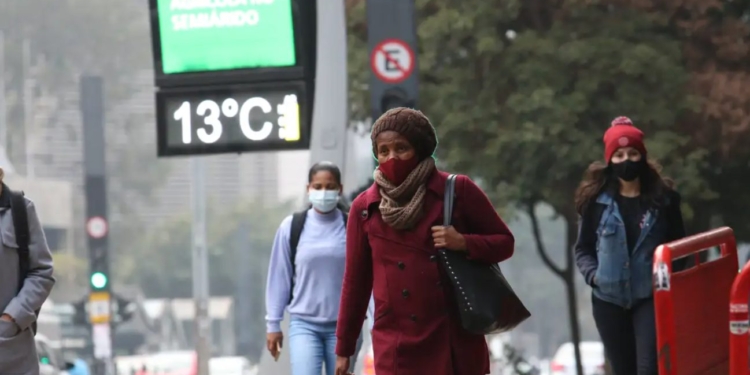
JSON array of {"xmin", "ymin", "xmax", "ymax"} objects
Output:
[{"xmin": 438, "ymin": 174, "xmax": 531, "ymax": 334}]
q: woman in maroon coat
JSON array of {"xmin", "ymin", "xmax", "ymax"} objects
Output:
[{"xmin": 334, "ymin": 108, "xmax": 515, "ymax": 375}]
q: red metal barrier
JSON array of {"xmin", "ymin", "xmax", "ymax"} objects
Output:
[
  {"xmin": 729, "ymin": 260, "xmax": 750, "ymax": 375},
  {"xmin": 654, "ymin": 226, "xmax": 738, "ymax": 375}
]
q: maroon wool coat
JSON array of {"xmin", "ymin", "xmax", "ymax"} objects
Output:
[{"xmin": 335, "ymin": 170, "xmax": 515, "ymax": 375}]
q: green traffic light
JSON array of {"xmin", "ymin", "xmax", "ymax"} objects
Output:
[{"xmin": 90, "ymin": 272, "xmax": 108, "ymax": 289}]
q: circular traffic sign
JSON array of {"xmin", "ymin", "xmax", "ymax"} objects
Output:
[
  {"xmin": 370, "ymin": 39, "xmax": 415, "ymax": 84},
  {"xmin": 86, "ymin": 216, "xmax": 108, "ymax": 239}
]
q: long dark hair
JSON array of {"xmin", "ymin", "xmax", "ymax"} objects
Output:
[
  {"xmin": 308, "ymin": 161, "xmax": 349, "ymax": 212},
  {"xmin": 574, "ymin": 158, "xmax": 674, "ymax": 215}
]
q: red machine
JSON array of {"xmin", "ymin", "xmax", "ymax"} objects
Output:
[{"xmin": 653, "ymin": 227, "xmax": 738, "ymax": 375}]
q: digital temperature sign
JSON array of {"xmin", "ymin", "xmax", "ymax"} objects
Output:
[{"xmin": 156, "ymin": 82, "xmax": 310, "ymax": 156}]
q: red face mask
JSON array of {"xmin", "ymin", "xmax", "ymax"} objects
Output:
[{"xmin": 378, "ymin": 157, "xmax": 420, "ymax": 185}]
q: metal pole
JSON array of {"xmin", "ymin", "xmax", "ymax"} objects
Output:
[
  {"xmin": 235, "ymin": 219, "xmax": 255, "ymax": 360},
  {"xmin": 308, "ymin": 0, "xmax": 348, "ymax": 172},
  {"xmin": 22, "ymin": 39, "xmax": 33, "ymax": 178},
  {"xmin": 191, "ymin": 156, "xmax": 211, "ymax": 375},
  {"xmin": 0, "ymin": 30, "xmax": 6, "ymax": 149},
  {"xmin": 81, "ymin": 76, "xmax": 113, "ymax": 375}
]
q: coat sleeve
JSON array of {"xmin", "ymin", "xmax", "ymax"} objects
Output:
[
  {"xmin": 664, "ymin": 190, "xmax": 691, "ymax": 271},
  {"xmin": 457, "ymin": 175, "xmax": 515, "ymax": 264},
  {"xmin": 574, "ymin": 203, "xmax": 599, "ymax": 286},
  {"xmin": 664, "ymin": 191, "xmax": 686, "ymax": 242},
  {"xmin": 335, "ymin": 195, "xmax": 373, "ymax": 357},
  {"xmin": 4, "ymin": 199, "xmax": 55, "ymax": 330},
  {"xmin": 264, "ymin": 215, "xmax": 294, "ymax": 333}
]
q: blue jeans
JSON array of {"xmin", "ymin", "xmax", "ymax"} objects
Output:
[{"xmin": 289, "ymin": 317, "xmax": 363, "ymax": 375}]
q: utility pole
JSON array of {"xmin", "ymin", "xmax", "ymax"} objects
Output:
[
  {"xmin": 22, "ymin": 39, "xmax": 34, "ymax": 178},
  {"xmin": 235, "ymin": 219, "xmax": 256, "ymax": 361},
  {"xmin": 308, "ymin": 0, "xmax": 348, "ymax": 172},
  {"xmin": 191, "ymin": 157, "xmax": 211, "ymax": 375},
  {"xmin": 366, "ymin": 0, "xmax": 420, "ymax": 174},
  {"xmin": 81, "ymin": 76, "xmax": 114, "ymax": 375},
  {"xmin": 0, "ymin": 30, "xmax": 6, "ymax": 149},
  {"xmin": 367, "ymin": 0, "xmax": 420, "ymax": 119}
]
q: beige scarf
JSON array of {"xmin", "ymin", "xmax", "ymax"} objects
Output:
[{"xmin": 374, "ymin": 158, "xmax": 436, "ymax": 230}]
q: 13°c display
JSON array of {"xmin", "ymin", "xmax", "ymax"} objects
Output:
[{"xmin": 156, "ymin": 83, "xmax": 309, "ymax": 156}]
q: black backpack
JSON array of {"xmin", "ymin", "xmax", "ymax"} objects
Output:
[
  {"xmin": 287, "ymin": 209, "xmax": 348, "ymax": 303},
  {"xmin": 9, "ymin": 190, "xmax": 39, "ymax": 335}
]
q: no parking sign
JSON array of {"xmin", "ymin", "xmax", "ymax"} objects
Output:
[{"xmin": 86, "ymin": 216, "xmax": 108, "ymax": 239}]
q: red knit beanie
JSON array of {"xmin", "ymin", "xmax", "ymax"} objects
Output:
[{"xmin": 602, "ymin": 116, "xmax": 647, "ymax": 162}]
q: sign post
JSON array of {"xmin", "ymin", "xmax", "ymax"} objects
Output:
[
  {"xmin": 147, "ymin": 2, "xmax": 337, "ymax": 374},
  {"xmin": 367, "ymin": 0, "xmax": 420, "ymax": 120},
  {"xmin": 81, "ymin": 76, "xmax": 114, "ymax": 375},
  {"xmin": 371, "ymin": 39, "xmax": 415, "ymax": 84}
]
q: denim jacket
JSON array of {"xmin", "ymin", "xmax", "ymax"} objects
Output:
[{"xmin": 589, "ymin": 192, "xmax": 669, "ymax": 308}]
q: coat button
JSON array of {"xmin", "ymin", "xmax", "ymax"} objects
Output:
[
  {"xmin": 397, "ymin": 262, "xmax": 405, "ymax": 270},
  {"xmin": 402, "ymin": 289, "xmax": 410, "ymax": 298},
  {"xmin": 360, "ymin": 210, "xmax": 368, "ymax": 218},
  {"xmin": 410, "ymin": 314, "xmax": 417, "ymax": 322},
  {"xmin": 429, "ymin": 255, "xmax": 438, "ymax": 262}
]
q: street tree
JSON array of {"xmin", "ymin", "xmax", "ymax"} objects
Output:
[
  {"xmin": 346, "ymin": 1, "xmax": 712, "ymax": 373},
  {"xmin": 422, "ymin": 4, "xmax": 706, "ymax": 374},
  {"xmin": 612, "ymin": 0, "xmax": 750, "ymax": 240}
]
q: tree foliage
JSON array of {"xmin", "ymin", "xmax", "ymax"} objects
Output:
[
  {"xmin": 346, "ymin": 0, "xmax": 750, "ymax": 363},
  {"xmin": 639, "ymin": 0, "xmax": 750, "ymax": 238}
]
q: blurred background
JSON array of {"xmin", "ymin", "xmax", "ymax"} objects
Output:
[{"xmin": 3, "ymin": 0, "xmax": 750, "ymax": 374}]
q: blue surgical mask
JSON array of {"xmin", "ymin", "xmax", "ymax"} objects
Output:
[{"xmin": 308, "ymin": 189, "xmax": 340, "ymax": 213}]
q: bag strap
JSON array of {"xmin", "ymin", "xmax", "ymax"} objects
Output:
[
  {"xmin": 9, "ymin": 191, "xmax": 29, "ymax": 293},
  {"xmin": 444, "ymin": 175, "xmax": 457, "ymax": 226},
  {"xmin": 288, "ymin": 210, "xmax": 308, "ymax": 303},
  {"xmin": 9, "ymin": 190, "xmax": 38, "ymax": 334}
]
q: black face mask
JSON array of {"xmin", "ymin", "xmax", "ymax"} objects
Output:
[{"xmin": 611, "ymin": 159, "xmax": 646, "ymax": 181}]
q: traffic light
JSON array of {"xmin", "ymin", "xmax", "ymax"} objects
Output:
[
  {"xmin": 380, "ymin": 87, "xmax": 415, "ymax": 115},
  {"xmin": 88, "ymin": 244, "xmax": 110, "ymax": 293},
  {"xmin": 70, "ymin": 293, "xmax": 135, "ymax": 328},
  {"xmin": 90, "ymin": 271, "xmax": 108, "ymax": 290},
  {"xmin": 113, "ymin": 295, "xmax": 137, "ymax": 325},
  {"xmin": 72, "ymin": 298, "xmax": 87, "ymax": 326}
]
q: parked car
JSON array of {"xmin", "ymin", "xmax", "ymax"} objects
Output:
[{"xmin": 549, "ymin": 341, "xmax": 605, "ymax": 375}]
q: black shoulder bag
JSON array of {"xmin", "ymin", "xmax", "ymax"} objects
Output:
[{"xmin": 438, "ymin": 174, "xmax": 531, "ymax": 335}]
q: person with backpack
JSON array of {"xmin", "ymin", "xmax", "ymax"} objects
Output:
[
  {"xmin": 0, "ymin": 176, "xmax": 55, "ymax": 373},
  {"xmin": 265, "ymin": 161, "xmax": 363, "ymax": 375},
  {"xmin": 574, "ymin": 117, "xmax": 686, "ymax": 375}
]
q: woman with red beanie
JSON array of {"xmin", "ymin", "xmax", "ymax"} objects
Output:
[
  {"xmin": 574, "ymin": 116, "xmax": 686, "ymax": 375},
  {"xmin": 333, "ymin": 107, "xmax": 515, "ymax": 375}
]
